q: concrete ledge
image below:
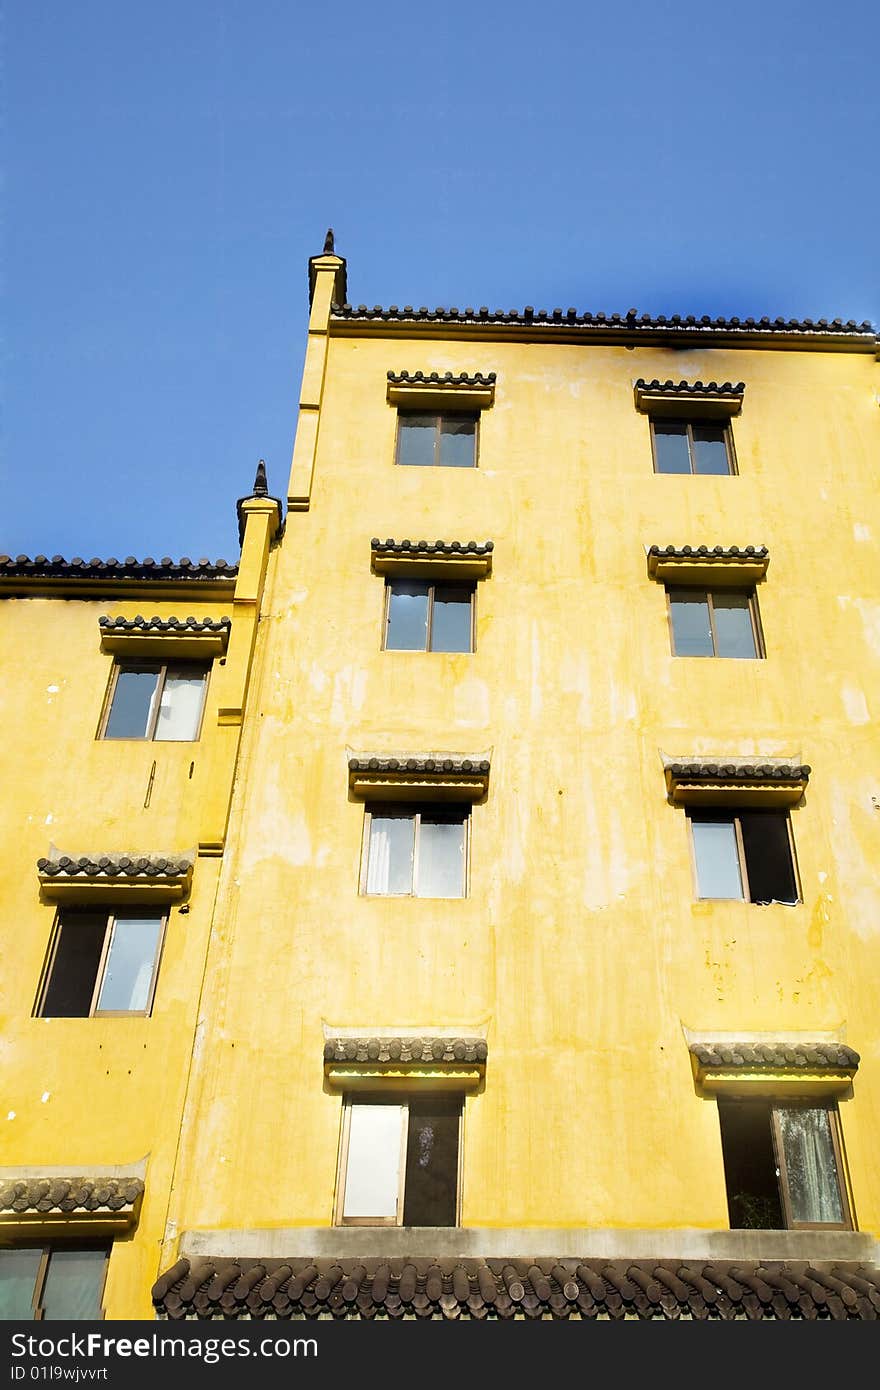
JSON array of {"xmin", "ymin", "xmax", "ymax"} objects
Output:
[{"xmin": 179, "ymin": 1225, "xmax": 880, "ymax": 1264}]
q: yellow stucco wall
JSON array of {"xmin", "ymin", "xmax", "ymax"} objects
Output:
[
  {"xmin": 166, "ymin": 319, "xmax": 880, "ymax": 1242},
  {"xmin": 3, "ymin": 281, "xmax": 879, "ymax": 1318}
]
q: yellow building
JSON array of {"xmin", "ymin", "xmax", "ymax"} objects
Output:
[{"xmin": 3, "ymin": 233, "xmax": 880, "ymax": 1322}]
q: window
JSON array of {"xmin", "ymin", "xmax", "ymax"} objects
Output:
[
  {"xmin": 651, "ymin": 418, "xmax": 735, "ymax": 475},
  {"xmin": 37, "ymin": 909, "xmax": 167, "ymax": 1017},
  {"xmin": 384, "ymin": 580, "xmax": 474, "ymax": 652},
  {"xmin": 100, "ymin": 663, "xmax": 208, "ymax": 741},
  {"xmin": 336, "ymin": 1095, "xmax": 461, "ymax": 1226},
  {"xmin": 718, "ymin": 1099, "xmax": 852, "ymax": 1230},
  {"xmin": 396, "ymin": 412, "xmax": 477, "ymax": 468},
  {"xmin": 690, "ymin": 810, "xmax": 799, "ymax": 904},
  {"xmin": 668, "ymin": 588, "xmax": 762, "ymax": 658},
  {"xmin": 362, "ymin": 805, "xmax": 467, "ymax": 898},
  {"xmin": 0, "ymin": 1244, "xmax": 109, "ymax": 1319}
]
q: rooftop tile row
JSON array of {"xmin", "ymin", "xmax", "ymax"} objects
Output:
[
  {"xmin": 666, "ymin": 762, "xmax": 811, "ymax": 782},
  {"xmin": 152, "ymin": 1256, "xmax": 880, "ymax": 1320},
  {"xmin": 348, "ymin": 756, "xmax": 491, "ymax": 775},
  {"xmin": 649, "ymin": 544, "xmax": 767, "ymax": 560},
  {"xmin": 635, "ymin": 378, "xmax": 745, "ymax": 396},
  {"xmin": 387, "ymin": 370, "xmax": 496, "ymax": 386},
  {"xmin": 370, "ymin": 539, "xmax": 493, "ymax": 556},
  {"xmin": 333, "ymin": 303, "xmax": 876, "ymax": 338},
  {"xmin": 0, "ymin": 556, "xmax": 237, "ymax": 578}
]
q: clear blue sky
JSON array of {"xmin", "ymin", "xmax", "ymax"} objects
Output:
[{"xmin": 3, "ymin": 1, "xmax": 878, "ymax": 562}]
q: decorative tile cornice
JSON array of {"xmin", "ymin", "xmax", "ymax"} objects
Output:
[
  {"xmin": 634, "ymin": 378, "xmax": 745, "ymax": 418},
  {"xmin": 152, "ymin": 1255, "xmax": 880, "ymax": 1320},
  {"xmin": 0, "ymin": 1176, "xmax": 145, "ymax": 1233},
  {"xmin": 38, "ymin": 852, "xmax": 194, "ymax": 903},
  {"xmin": 664, "ymin": 758, "xmax": 810, "ymax": 808},
  {"xmin": 348, "ymin": 754, "xmax": 491, "ymax": 803},
  {"xmin": 324, "ymin": 1037, "xmax": 488, "ymax": 1066},
  {"xmin": 647, "ymin": 545, "xmax": 769, "ymax": 585},
  {"xmin": 371, "ymin": 538, "xmax": 493, "ymax": 579},
  {"xmin": 331, "ymin": 303, "xmax": 878, "ymax": 354},
  {"xmin": 386, "ymin": 369, "xmax": 496, "ymax": 410},
  {"xmin": 99, "ymin": 614, "xmax": 231, "ymax": 658},
  {"xmin": 689, "ymin": 1042, "xmax": 859, "ymax": 1073}
]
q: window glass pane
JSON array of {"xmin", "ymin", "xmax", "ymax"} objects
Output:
[
  {"xmin": 691, "ymin": 817, "xmax": 744, "ymax": 899},
  {"xmin": 712, "ymin": 592, "xmax": 757, "ymax": 658},
  {"xmin": 669, "ymin": 590, "xmax": 714, "ymax": 656},
  {"xmin": 438, "ymin": 416, "xmax": 476, "ymax": 468},
  {"xmin": 692, "ymin": 423, "xmax": 731, "ymax": 475},
  {"xmin": 95, "ymin": 916, "xmax": 162, "ymax": 1012},
  {"xmin": 776, "ymin": 1108, "xmax": 845, "ymax": 1225},
  {"xmin": 740, "ymin": 813, "xmax": 798, "ymax": 904},
  {"xmin": 155, "ymin": 668, "xmax": 206, "ymax": 741},
  {"xmin": 103, "ymin": 667, "xmax": 159, "ymax": 739},
  {"xmin": 41, "ymin": 1248, "xmax": 107, "ymax": 1320},
  {"xmin": 0, "ymin": 1248, "xmax": 42, "ymax": 1319},
  {"xmin": 366, "ymin": 813, "xmax": 415, "ymax": 894},
  {"xmin": 342, "ymin": 1104, "xmax": 403, "ymax": 1220},
  {"xmin": 718, "ymin": 1101, "xmax": 783, "ymax": 1229},
  {"xmin": 40, "ymin": 913, "xmax": 107, "ymax": 1017},
  {"xmin": 652, "ymin": 421, "xmax": 691, "ymax": 473},
  {"xmin": 397, "ymin": 415, "xmax": 436, "ymax": 466},
  {"xmin": 386, "ymin": 582, "xmax": 430, "ymax": 650},
  {"xmin": 417, "ymin": 812, "xmax": 466, "ymax": 897},
  {"xmin": 429, "ymin": 586, "xmax": 473, "ymax": 653},
  {"xmin": 403, "ymin": 1098, "xmax": 460, "ymax": 1226}
]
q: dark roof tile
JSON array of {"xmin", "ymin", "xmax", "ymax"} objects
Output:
[
  {"xmin": 99, "ymin": 615, "xmax": 231, "ymax": 635},
  {"xmin": 0, "ymin": 1176, "xmax": 144, "ymax": 1214},
  {"xmin": 690, "ymin": 1041, "xmax": 859, "ymax": 1071},
  {"xmin": 152, "ymin": 1257, "xmax": 880, "ymax": 1320},
  {"xmin": 0, "ymin": 556, "xmax": 237, "ymax": 580}
]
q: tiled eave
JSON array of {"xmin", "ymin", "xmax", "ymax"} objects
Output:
[
  {"xmin": 371, "ymin": 538, "xmax": 493, "ymax": 580},
  {"xmin": 664, "ymin": 759, "xmax": 810, "ymax": 808},
  {"xmin": 324, "ymin": 1036, "xmax": 487, "ymax": 1091},
  {"xmin": 0, "ymin": 556, "xmax": 238, "ymax": 600},
  {"xmin": 348, "ymin": 754, "xmax": 491, "ymax": 803},
  {"xmin": 648, "ymin": 545, "xmax": 769, "ymax": 586},
  {"xmin": 0, "ymin": 1176, "xmax": 145, "ymax": 1234},
  {"xmin": 331, "ymin": 305, "xmax": 879, "ymax": 354},
  {"xmin": 634, "ymin": 378, "xmax": 745, "ymax": 418},
  {"xmin": 689, "ymin": 1041, "xmax": 859, "ymax": 1096},
  {"xmin": 38, "ymin": 852, "xmax": 194, "ymax": 904},
  {"xmin": 387, "ymin": 370, "xmax": 496, "ymax": 410},
  {"xmin": 152, "ymin": 1255, "xmax": 880, "ymax": 1320},
  {"xmin": 99, "ymin": 614, "xmax": 232, "ymax": 658}
]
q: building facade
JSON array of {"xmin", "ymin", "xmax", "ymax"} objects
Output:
[{"xmin": 2, "ymin": 236, "xmax": 880, "ymax": 1321}]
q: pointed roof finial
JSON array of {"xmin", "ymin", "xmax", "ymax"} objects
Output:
[
  {"xmin": 252, "ymin": 459, "xmax": 268, "ymax": 497},
  {"xmin": 323, "ymin": 227, "xmax": 335, "ymax": 254}
]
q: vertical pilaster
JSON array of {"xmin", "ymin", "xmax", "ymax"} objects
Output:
[{"xmin": 287, "ymin": 230, "xmax": 347, "ymax": 510}]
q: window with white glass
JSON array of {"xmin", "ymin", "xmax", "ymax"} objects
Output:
[
  {"xmin": 100, "ymin": 662, "xmax": 209, "ymax": 741},
  {"xmin": 384, "ymin": 580, "xmax": 474, "ymax": 653},
  {"xmin": 335, "ymin": 1095, "xmax": 461, "ymax": 1226},
  {"xmin": 36, "ymin": 909, "xmax": 167, "ymax": 1017},
  {"xmin": 667, "ymin": 587, "xmax": 763, "ymax": 658},
  {"xmin": 689, "ymin": 810, "xmax": 799, "ymax": 904},
  {"xmin": 718, "ymin": 1099, "xmax": 852, "ymax": 1230},
  {"xmin": 361, "ymin": 805, "xmax": 468, "ymax": 898},
  {"xmin": 0, "ymin": 1244, "xmax": 109, "ymax": 1320}
]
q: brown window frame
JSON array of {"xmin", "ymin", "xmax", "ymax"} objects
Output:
[
  {"xmin": 770, "ymin": 1102, "xmax": 853, "ymax": 1231},
  {"xmin": 666, "ymin": 586, "xmax": 765, "ymax": 658},
  {"xmin": 394, "ymin": 410, "xmax": 480, "ymax": 468},
  {"xmin": 359, "ymin": 803, "xmax": 471, "ymax": 898},
  {"xmin": 649, "ymin": 416, "xmax": 737, "ymax": 476},
  {"xmin": 333, "ymin": 1093, "xmax": 463, "ymax": 1227},
  {"xmin": 35, "ymin": 908, "xmax": 169, "ymax": 1018},
  {"xmin": 1, "ymin": 1242, "xmax": 110, "ymax": 1320},
  {"xmin": 97, "ymin": 661, "xmax": 210, "ymax": 741},
  {"xmin": 688, "ymin": 809, "xmax": 802, "ymax": 905},
  {"xmin": 383, "ymin": 579, "xmax": 476, "ymax": 653}
]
